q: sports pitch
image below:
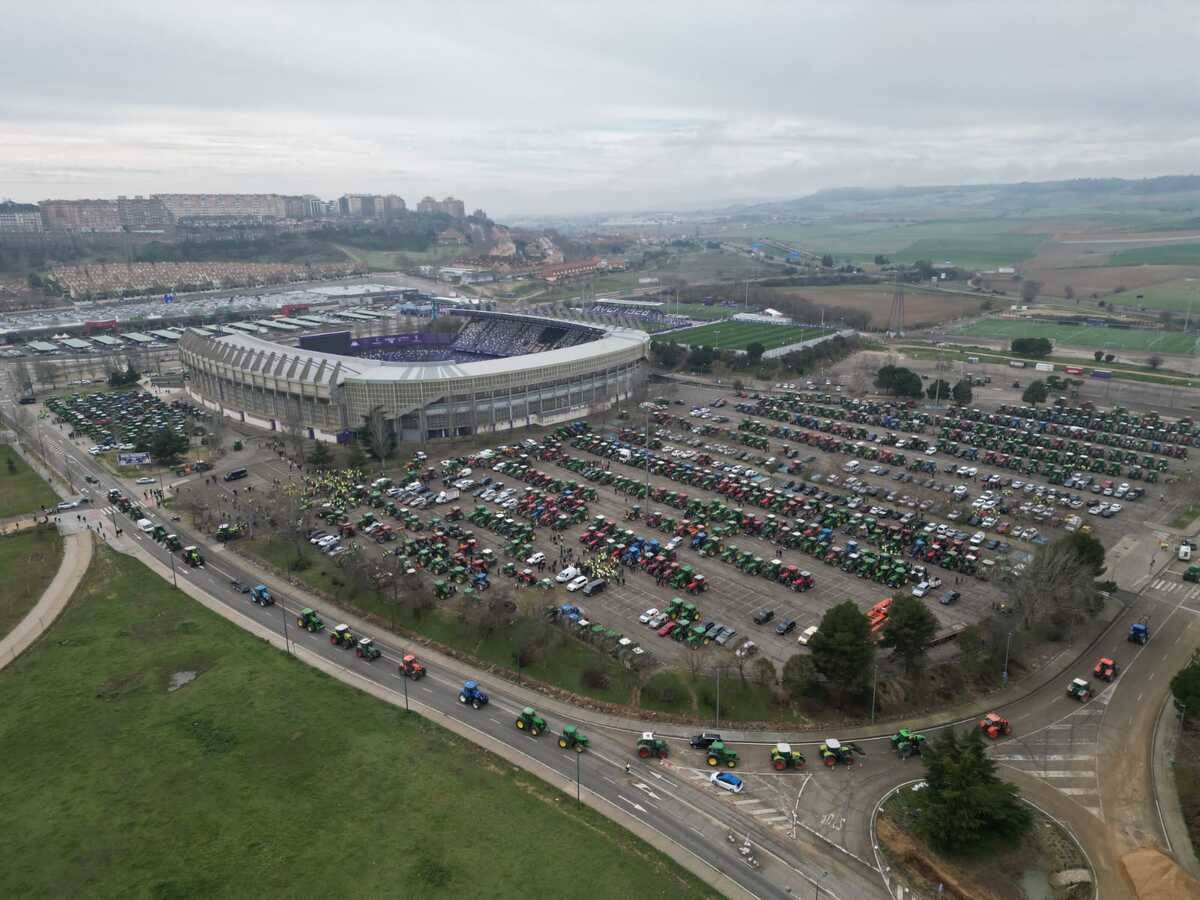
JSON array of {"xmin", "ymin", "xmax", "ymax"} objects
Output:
[
  {"xmin": 953, "ymin": 318, "xmax": 1200, "ymax": 354},
  {"xmin": 659, "ymin": 321, "xmax": 835, "ymax": 351}
]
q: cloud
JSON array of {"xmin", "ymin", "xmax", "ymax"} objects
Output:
[{"xmin": 1, "ymin": 1, "xmax": 1197, "ymax": 214}]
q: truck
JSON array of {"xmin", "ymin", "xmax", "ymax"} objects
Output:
[
  {"xmin": 1064, "ymin": 366, "xmax": 1085, "ymax": 376},
  {"xmin": 1008, "ymin": 360, "xmax": 1026, "ymax": 368},
  {"xmin": 1034, "ymin": 362, "xmax": 1054, "ymax": 373}
]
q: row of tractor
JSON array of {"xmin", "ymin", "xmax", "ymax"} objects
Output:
[
  {"xmin": 988, "ymin": 402, "xmax": 1199, "ymax": 451},
  {"xmin": 293, "ymin": 607, "xmax": 427, "ymax": 675},
  {"xmin": 108, "ymin": 489, "xmax": 205, "ymax": 567},
  {"xmin": 545, "ymin": 604, "xmax": 653, "ymax": 664},
  {"xmin": 938, "ymin": 408, "xmax": 1188, "ymax": 461}
]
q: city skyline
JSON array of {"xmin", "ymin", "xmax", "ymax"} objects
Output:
[{"xmin": 1, "ymin": 1, "xmax": 1196, "ymax": 216}]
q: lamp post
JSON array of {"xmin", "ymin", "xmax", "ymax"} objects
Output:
[
  {"xmin": 870, "ymin": 662, "xmax": 879, "ymax": 723},
  {"xmin": 167, "ymin": 547, "xmax": 178, "ymax": 589},
  {"xmin": 715, "ymin": 664, "xmax": 722, "ymax": 727},
  {"xmin": 575, "ymin": 752, "xmax": 581, "ymax": 807},
  {"xmin": 1002, "ymin": 630, "xmax": 1014, "ymax": 683}
]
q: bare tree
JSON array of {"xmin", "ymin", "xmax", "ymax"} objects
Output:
[
  {"xmin": 1147, "ymin": 353, "xmax": 1164, "ymax": 371},
  {"xmin": 281, "ymin": 395, "xmax": 306, "ymax": 460},
  {"xmin": 11, "ymin": 361, "xmax": 33, "ymax": 397},
  {"xmin": 1007, "ymin": 540, "xmax": 1095, "ymax": 633},
  {"xmin": 363, "ymin": 405, "xmax": 392, "ymax": 473},
  {"xmin": 33, "ymin": 361, "xmax": 57, "ymax": 392},
  {"xmin": 206, "ymin": 410, "xmax": 227, "ymax": 457}
]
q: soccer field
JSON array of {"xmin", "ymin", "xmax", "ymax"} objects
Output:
[
  {"xmin": 952, "ymin": 318, "xmax": 1200, "ymax": 354},
  {"xmin": 661, "ymin": 321, "xmax": 835, "ymax": 351}
]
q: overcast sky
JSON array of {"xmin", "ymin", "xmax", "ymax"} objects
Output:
[{"xmin": 1, "ymin": 1, "xmax": 1196, "ymax": 216}]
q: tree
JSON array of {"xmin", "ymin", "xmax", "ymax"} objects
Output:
[
  {"xmin": 874, "ymin": 364, "xmax": 923, "ymax": 398},
  {"xmin": 1171, "ymin": 651, "xmax": 1200, "ymax": 721},
  {"xmin": 821, "ymin": 254, "xmax": 834, "ymax": 268},
  {"xmin": 874, "ymin": 254, "xmax": 890, "ymax": 265},
  {"xmin": 205, "ymin": 411, "xmax": 227, "ymax": 457},
  {"xmin": 1104, "ymin": 352, "xmax": 1115, "ymax": 363},
  {"xmin": 1057, "ymin": 530, "xmax": 1106, "ymax": 577},
  {"xmin": 1010, "ymin": 337, "xmax": 1052, "ymax": 358},
  {"xmin": 1022, "ymin": 380, "xmax": 1049, "ymax": 405},
  {"xmin": 808, "ymin": 601, "xmax": 875, "ymax": 699},
  {"xmin": 781, "ymin": 654, "xmax": 815, "ymax": 699},
  {"xmin": 912, "ymin": 728, "xmax": 1032, "ymax": 853},
  {"xmin": 361, "ymin": 405, "xmax": 393, "ymax": 471},
  {"xmin": 1148, "ymin": 353, "xmax": 1164, "ymax": 370},
  {"xmin": 1064, "ymin": 285, "xmax": 1075, "ymax": 301},
  {"xmin": 752, "ymin": 657, "xmax": 777, "ymax": 687},
  {"xmin": 951, "ymin": 379, "xmax": 973, "ymax": 405},
  {"xmin": 1094, "ymin": 350, "xmax": 1104, "ymax": 362},
  {"xmin": 1008, "ymin": 534, "xmax": 1103, "ymax": 634},
  {"xmin": 149, "ymin": 429, "xmax": 188, "ymax": 466},
  {"xmin": 925, "ymin": 378, "xmax": 952, "ymax": 401},
  {"xmin": 880, "ymin": 595, "xmax": 939, "ymax": 673},
  {"xmin": 308, "ymin": 441, "xmax": 333, "ymax": 467},
  {"xmin": 33, "ymin": 361, "xmax": 58, "ymax": 391},
  {"xmin": 1019, "ymin": 279, "xmax": 1041, "ymax": 303},
  {"xmin": 745, "ymin": 341, "xmax": 766, "ymax": 364}
]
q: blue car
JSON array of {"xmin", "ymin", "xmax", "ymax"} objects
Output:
[{"xmin": 710, "ymin": 771, "xmax": 744, "ymax": 794}]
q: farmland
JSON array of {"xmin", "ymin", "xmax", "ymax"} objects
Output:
[
  {"xmin": 763, "ymin": 284, "xmax": 990, "ymax": 328},
  {"xmin": 0, "ymin": 548, "xmax": 714, "ymax": 900},
  {"xmin": 659, "ymin": 321, "xmax": 835, "ymax": 351},
  {"xmin": 1115, "ymin": 278, "xmax": 1200, "ymax": 313},
  {"xmin": 951, "ymin": 318, "xmax": 1200, "ymax": 354},
  {"xmin": 1108, "ymin": 243, "xmax": 1200, "ymax": 266}
]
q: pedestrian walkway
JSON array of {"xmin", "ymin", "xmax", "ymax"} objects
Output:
[{"xmin": 0, "ymin": 531, "xmax": 93, "ymax": 670}]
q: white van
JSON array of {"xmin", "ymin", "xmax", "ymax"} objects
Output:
[
  {"xmin": 1180, "ymin": 544, "xmax": 1193, "ymax": 562},
  {"xmin": 136, "ymin": 518, "xmax": 155, "ymax": 533}
]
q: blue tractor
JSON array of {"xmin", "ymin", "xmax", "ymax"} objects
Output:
[
  {"xmin": 250, "ymin": 584, "xmax": 273, "ymax": 607},
  {"xmin": 1128, "ymin": 617, "xmax": 1149, "ymax": 645},
  {"xmin": 459, "ymin": 680, "xmax": 489, "ymax": 709}
]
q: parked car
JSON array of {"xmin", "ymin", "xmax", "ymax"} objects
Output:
[
  {"xmin": 710, "ymin": 771, "xmax": 744, "ymax": 794},
  {"xmin": 639, "ymin": 607, "xmax": 660, "ymax": 625},
  {"xmin": 798, "ymin": 625, "xmax": 819, "ymax": 645},
  {"xmin": 939, "ymin": 590, "xmax": 961, "ymax": 606},
  {"xmin": 566, "ymin": 575, "xmax": 589, "ymax": 592},
  {"xmin": 776, "ymin": 619, "xmax": 797, "ymax": 636}
]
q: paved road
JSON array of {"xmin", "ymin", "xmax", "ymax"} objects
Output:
[{"xmin": 13, "ymin": 389, "xmax": 1200, "ymax": 898}]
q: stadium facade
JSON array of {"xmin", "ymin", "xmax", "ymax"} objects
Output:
[{"xmin": 178, "ymin": 311, "xmax": 649, "ymax": 442}]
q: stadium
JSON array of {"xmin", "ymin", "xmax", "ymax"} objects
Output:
[{"xmin": 178, "ymin": 310, "xmax": 649, "ymax": 443}]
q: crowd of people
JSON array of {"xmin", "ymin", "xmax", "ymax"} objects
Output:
[
  {"xmin": 579, "ymin": 304, "xmax": 693, "ymax": 333},
  {"xmin": 450, "ymin": 318, "xmax": 597, "ymax": 359}
]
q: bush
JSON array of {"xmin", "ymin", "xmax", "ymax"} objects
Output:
[{"xmin": 581, "ymin": 667, "xmax": 612, "ymax": 690}]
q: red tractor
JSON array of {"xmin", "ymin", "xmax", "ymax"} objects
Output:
[
  {"xmin": 1093, "ymin": 657, "xmax": 1119, "ymax": 682},
  {"xmin": 399, "ymin": 654, "xmax": 426, "ymax": 680},
  {"xmin": 980, "ymin": 712, "xmax": 1011, "ymax": 739}
]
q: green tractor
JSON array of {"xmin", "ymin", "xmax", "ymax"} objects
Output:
[
  {"xmin": 1185, "ymin": 565, "xmax": 1200, "ymax": 583},
  {"xmin": 330, "ymin": 623, "xmax": 356, "ymax": 648},
  {"xmin": 515, "ymin": 707, "xmax": 548, "ymax": 736},
  {"xmin": 769, "ymin": 742, "xmax": 806, "ymax": 770},
  {"xmin": 705, "ymin": 740, "xmax": 739, "ymax": 768},
  {"xmin": 1067, "ymin": 677, "xmax": 1092, "ymax": 701},
  {"xmin": 297, "ymin": 608, "xmax": 325, "ymax": 633},
  {"xmin": 636, "ymin": 731, "xmax": 670, "ymax": 759},
  {"xmin": 181, "ymin": 546, "xmax": 204, "ymax": 567},
  {"xmin": 216, "ymin": 522, "xmax": 243, "ymax": 542},
  {"xmin": 890, "ymin": 729, "xmax": 926, "ymax": 759},
  {"xmin": 558, "ymin": 724, "xmax": 589, "ymax": 753},
  {"xmin": 164, "ymin": 534, "xmax": 182, "ymax": 551},
  {"xmin": 434, "ymin": 580, "xmax": 453, "ymax": 600},
  {"xmin": 355, "ymin": 637, "xmax": 382, "ymax": 661},
  {"xmin": 818, "ymin": 738, "xmax": 865, "ymax": 767}
]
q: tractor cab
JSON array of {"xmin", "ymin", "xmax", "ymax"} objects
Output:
[
  {"xmin": 182, "ymin": 546, "xmax": 204, "ymax": 567},
  {"xmin": 637, "ymin": 732, "xmax": 669, "ymax": 759},
  {"xmin": 458, "ymin": 680, "xmax": 488, "ymax": 708},
  {"xmin": 399, "ymin": 655, "xmax": 426, "ymax": 679},
  {"xmin": 515, "ymin": 707, "xmax": 547, "ymax": 736},
  {"xmin": 1093, "ymin": 657, "xmax": 1119, "ymax": 682},
  {"xmin": 979, "ymin": 712, "xmax": 1011, "ymax": 738},
  {"xmin": 1067, "ymin": 677, "xmax": 1091, "ymax": 701},
  {"xmin": 355, "ymin": 637, "xmax": 381, "ymax": 661},
  {"xmin": 818, "ymin": 738, "xmax": 864, "ymax": 766},
  {"xmin": 330, "ymin": 623, "xmax": 355, "ymax": 648},
  {"xmin": 250, "ymin": 584, "xmax": 273, "ymax": 606},
  {"xmin": 558, "ymin": 724, "xmax": 589, "ymax": 753}
]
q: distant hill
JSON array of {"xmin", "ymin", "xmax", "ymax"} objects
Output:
[{"xmin": 725, "ymin": 175, "xmax": 1200, "ymax": 222}]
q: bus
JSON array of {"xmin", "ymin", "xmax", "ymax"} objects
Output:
[
  {"xmin": 1091, "ymin": 369, "xmax": 1113, "ymax": 380},
  {"xmin": 223, "ymin": 467, "xmax": 248, "ymax": 482}
]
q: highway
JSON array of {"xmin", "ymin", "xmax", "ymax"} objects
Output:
[{"xmin": 10, "ymin": 382, "xmax": 1200, "ymax": 899}]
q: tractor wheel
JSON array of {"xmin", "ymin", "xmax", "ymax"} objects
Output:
[
  {"xmin": 458, "ymin": 694, "xmax": 467, "ymax": 703},
  {"xmin": 575, "ymin": 744, "xmax": 586, "ymax": 753},
  {"xmin": 987, "ymin": 726, "xmax": 999, "ymax": 738},
  {"xmin": 773, "ymin": 758, "xmax": 786, "ymax": 771},
  {"xmin": 559, "ymin": 738, "xmax": 569, "ymax": 749},
  {"xmin": 638, "ymin": 746, "xmax": 651, "ymax": 759},
  {"xmin": 824, "ymin": 756, "xmax": 836, "ymax": 767},
  {"xmin": 726, "ymin": 758, "xmax": 737, "ymax": 769},
  {"xmin": 355, "ymin": 648, "xmax": 363, "ymax": 657},
  {"xmin": 516, "ymin": 719, "xmax": 525, "ymax": 729},
  {"xmin": 297, "ymin": 618, "xmax": 304, "ymax": 628},
  {"xmin": 329, "ymin": 634, "xmax": 337, "ymax": 644},
  {"xmin": 531, "ymin": 726, "xmax": 541, "ymax": 736},
  {"xmin": 707, "ymin": 756, "xmax": 719, "ymax": 767},
  {"xmin": 472, "ymin": 700, "xmax": 481, "ymax": 710}
]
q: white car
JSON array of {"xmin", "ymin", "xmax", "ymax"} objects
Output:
[
  {"xmin": 567, "ymin": 575, "xmax": 589, "ymax": 592},
  {"xmin": 710, "ymin": 771, "xmax": 744, "ymax": 794},
  {"xmin": 526, "ymin": 552, "xmax": 546, "ymax": 566},
  {"xmin": 135, "ymin": 476, "xmax": 157, "ymax": 485},
  {"xmin": 556, "ymin": 566, "xmax": 579, "ymax": 584},
  {"xmin": 55, "ymin": 499, "xmax": 80, "ymax": 512},
  {"xmin": 911, "ymin": 582, "xmax": 931, "ymax": 598},
  {"xmin": 639, "ymin": 607, "xmax": 660, "ymax": 624},
  {"xmin": 798, "ymin": 625, "xmax": 819, "ymax": 646}
]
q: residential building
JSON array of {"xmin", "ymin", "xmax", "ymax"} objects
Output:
[
  {"xmin": 0, "ymin": 201, "xmax": 44, "ymax": 233},
  {"xmin": 153, "ymin": 193, "xmax": 288, "ymax": 221},
  {"xmin": 40, "ymin": 199, "xmax": 121, "ymax": 232},
  {"xmin": 417, "ymin": 195, "xmax": 441, "ymax": 215},
  {"xmin": 416, "ymin": 195, "xmax": 466, "ymax": 218},
  {"xmin": 117, "ymin": 196, "xmax": 173, "ymax": 231}
]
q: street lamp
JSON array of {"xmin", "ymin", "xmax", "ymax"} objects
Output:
[
  {"xmin": 1002, "ymin": 630, "xmax": 1014, "ymax": 683},
  {"xmin": 870, "ymin": 662, "xmax": 879, "ymax": 723}
]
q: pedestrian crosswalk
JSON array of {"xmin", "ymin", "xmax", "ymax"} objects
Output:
[
  {"xmin": 1147, "ymin": 579, "xmax": 1200, "ymax": 602},
  {"xmin": 991, "ymin": 692, "xmax": 1107, "ymax": 819},
  {"xmin": 674, "ymin": 766, "xmax": 795, "ymax": 831}
]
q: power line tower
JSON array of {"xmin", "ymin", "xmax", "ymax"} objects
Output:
[{"xmin": 888, "ymin": 275, "xmax": 906, "ymax": 335}]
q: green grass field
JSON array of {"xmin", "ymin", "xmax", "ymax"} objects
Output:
[
  {"xmin": 0, "ymin": 527, "xmax": 63, "ymax": 637},
  {"xmin": 0, "ymin": 445, "xmax": 59, "ymax": 519},
  {"xmin": 952, "ymin": 318, "xmax": 1200, "ymax": 353},
  {"xmin": 1110, "ymin": 278, "xmax": 1200, "ymax": 312},
  {"xmin": 0, "ymin": 547, "xmax": 715, "ymax": 900},
  {"xmin": 893, "ymin": 234, "xmax": 1046, "ymax": 268},
  {"xmin": 661, "ymin": 321, "xmax": 835, "ymax": 351},
  {"xmin": 1108, "ymin": 243, "xmax": 1200, "ymax": 266},
  {"xmin": 672, "ymin": 303, "xmax": 739, "ymax": 321}
]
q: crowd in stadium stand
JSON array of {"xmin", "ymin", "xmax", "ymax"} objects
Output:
[
  {"xmin": 579, "ymin": 304, "xmax": 693, "ymax": 331},
  {"xmin": 354, "ymin": 317, "xmax": 601, "ymax": 365}
]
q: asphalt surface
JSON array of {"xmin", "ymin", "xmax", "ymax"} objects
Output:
[{"xmin": 11, "ymin": 379, "xmax": 1200, "ymax": 899}]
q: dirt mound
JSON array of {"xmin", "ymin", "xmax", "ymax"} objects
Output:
[
  {"xmin": 877, "ymin": 815, "xmax": 1010, "ymax": 900},
  {"xmin": 1121, "ymin": 848, "xmax": 1200, "ymax": 900}
]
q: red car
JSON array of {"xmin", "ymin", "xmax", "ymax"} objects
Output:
[{"xmin": 658, "ymin": 621, "xmax": 678, "ymax": 638}]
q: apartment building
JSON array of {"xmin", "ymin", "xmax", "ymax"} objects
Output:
[
  {"xmin": 0, "ymin": 201, "xmax": 44, "ymax": 233},
  {"xmin": 154, "ymin": 193, "xmax": 289, "ymax": 221},
  {"xmin": 40, "ymin": 199, "xmax": 122, "ymax": 232}
]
